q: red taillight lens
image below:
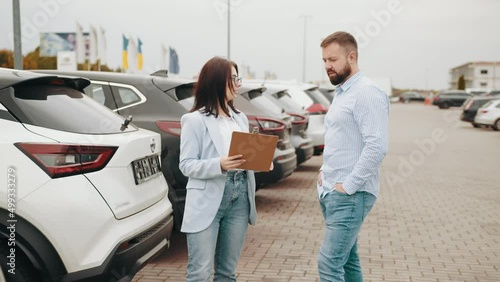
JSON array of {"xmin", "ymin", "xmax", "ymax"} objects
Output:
[
  {"xmin": 306, "ymin": 103, "xmax": 328, "ymax": 114},
  {"xmin": 289, "ymin": 113, "xmax": 307, "ymax": 125},
  {"xmin": 156, "ymin": 121, "xmax": 181, "ymax": 137},
  {"xmin": 15, "ymin": 143, "xmax": 117, "ymax": 178},
  {"xmin": 480, "ymin": 110, "xmax": 489, "ymax": 114},
  {"xmin": 248, "ymin": 117, "xmax": 285, "ymax": 133}
]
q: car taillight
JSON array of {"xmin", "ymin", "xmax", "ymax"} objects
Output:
[
  {"xmin": 248, "ymin": 117, "xmax": 286, "ymax": 133},
  {"xmin": 289, "ymin": 113, "xmax": 307, "ymax": 125},
  {"xmin": 479, "ymin": 109, "xmax": 489, "ymax": 114},
  {"xmin": 156, "ymin": 121, "xmax": 181, "ymax": 137},
  {"xmin": 15, "ymin": 143, "xmax": 117, "ymax": 178},
  {"xmin": 306, "ymin": 103, "xmax": 328, "ymax": 114}
]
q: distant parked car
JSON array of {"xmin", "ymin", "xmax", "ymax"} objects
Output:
[
  {"xmin": 318, "ymin": 87, "xmax": 335, "ymax": 104},
  {"xmin": 250, "ymin": 81, "xmax": 327, "ymax": 155},
  {"xmin": 466, "ymin": 88, "xmax": 489, "ymax": 95},
  {"xmin": 461, "ymin": 96, "xmax": 500, "ymax": 127},
  {"xmin": 318, "ymin": 86, "xmax": 336, "ymax": 103},
  {"xmin": 239, "ymin": 83, "xmax": 314, "ymax": 165},
  {"xmin": 474, "ymin": 99, "xmax": 500, "ymax": 130},
  {"xmin": 482, "ymin": 90, "xmax": 500, "ymax": 97},
  {"xmin": 177, "ymin": 88, "xmax": 298, "ymax": 186},
  {"xmin": 301, "ymin": 83, "xmax": 332, "ymax": 110},
  {"xmin": 432, "ymin": 90, "xmax": 471, "ymax": 109},
  {"xmin": 1, "ymin": 68, "xmax": 173, "ymax": 281},
  {"xmin": 34, "ymin": 70, "xmax": 193, "ymax": 231},
  {"xmin": 399, "ymin": 91, "xmax": 425, "ymax": 103}
]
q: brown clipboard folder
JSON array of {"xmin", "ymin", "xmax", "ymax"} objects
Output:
[{"xmin": 228, "ymin": 131, "xmax": 278, "ymax": 171}]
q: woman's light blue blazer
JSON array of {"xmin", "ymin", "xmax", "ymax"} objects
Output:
[{"xmin": 179, "ymin": 108, "xmax": 257, "ymax": 233}]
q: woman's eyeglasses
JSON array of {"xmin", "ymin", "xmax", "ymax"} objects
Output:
[{"xmin": 231, "ymin": 75, "xmax": 242, "ymax": 85}]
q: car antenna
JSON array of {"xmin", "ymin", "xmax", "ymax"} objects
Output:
[
  {"xmin": 121, "ymin": 115, "xmax": 133, "ymax": 131},
  {"xmin": 150, "ymin": 70, "xmax": 169, "ymax": 77}
]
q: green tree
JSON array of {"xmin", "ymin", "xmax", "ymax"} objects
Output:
[
  {"xmin": 23, "ymin": 47, "xmax": 40, "ymax": 69},
  {"xmin": 457, "ymin": 75, "xmax": 465, "ymax": 90},
  {"xmin": 1, "ymin": 47, "xmax": 115, "ymax": 72},
  {"xmin": 0, "ymin": 49, "xmax": 14, "ymax": 68}
]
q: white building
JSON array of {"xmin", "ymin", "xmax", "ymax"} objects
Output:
[{"xmin": 449, "ymin": 62, "xmax": 500, "ymax": 90}]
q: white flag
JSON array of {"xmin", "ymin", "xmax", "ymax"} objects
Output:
[
  {"xmin": 89, "ymin": 25, "xmax": 98, "ymax": 64},
  {"xmin": 98, "ymin": 26, "xmax": 107, "ymax": 65},
  {"xmin": 75, "ymin": 22, "xmax": 85, "ymax": 64},
  {"xmin": 160, "ymin": 44, "xmax": 168, "ymax": 70},
  {"xmin": 127, "ymin": 36, "xmax": 137, "ymax": 72}
]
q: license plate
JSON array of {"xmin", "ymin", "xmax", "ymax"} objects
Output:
[{"xmin": 132, "ymin": 154, "xmax": 162, "ymax": 185}]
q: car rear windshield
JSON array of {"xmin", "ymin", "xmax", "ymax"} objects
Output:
[
  {"xmin": 274, "ymin": 91, "xmax": 304, "ymax": 112},
  {"xmin": 175, "ymin": 84, "xmax": 194, "ymax": 101},
  {"xmin": 247, "ymin": 90, "xmax": 283, "ymax": 114},
  {"xmin": 305, "ymin": 89, "xmax": 330, "ymax": 108},
  {"xmin": 11, "ymin": 85, "xmax": 136, "ymax": 134},
  {"xmin": 471, "ymin": 99, "xmax": 492, "ymax": 109}
]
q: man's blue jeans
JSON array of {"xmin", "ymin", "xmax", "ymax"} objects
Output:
[
  {"xmin": 186, "ymin": 170, "xmax": 249, "ymax": 282},
  {"xmin": 318, "ymin": 190, "xmax": 376, "ymax": 282}
]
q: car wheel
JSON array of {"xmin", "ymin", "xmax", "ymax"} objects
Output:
[
  {"xmin": 472, "ymin": 123, "xmax": 480, "ymax": 128},
  {"xmin": 493, "ymin": 119, "xmax": 500, "ymax": 131},
  {"xmin": 0, "ymin": 242, "xmax": 40, "ymax": 282}
]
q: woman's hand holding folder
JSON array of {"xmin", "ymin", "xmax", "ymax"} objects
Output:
[{"xmin": 220, "ymin": 154, "xmax": 246, "ymax": 171}]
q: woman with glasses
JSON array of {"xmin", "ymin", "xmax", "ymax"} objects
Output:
[{"xmin": 179, "ymin": 56, "xmax": 255, "ymax": 281}]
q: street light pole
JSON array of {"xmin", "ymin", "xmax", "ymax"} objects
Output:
[
  {"xmin": 12, "ymin": 0, "xmax": 23, "ymax": 69},
  {"xmin": 227, "ymin": 0, "xmax": 230, "ymax": 60},
  {"xmin": 300, "ymin": 15, "xmax": 312, "ymax": 82}
]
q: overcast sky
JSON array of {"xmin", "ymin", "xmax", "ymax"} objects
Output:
[{"xmin": 1, "ymin": 0, "xmax": 499, "ymax": 90}]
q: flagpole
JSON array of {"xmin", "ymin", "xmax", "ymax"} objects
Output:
[
  {"xmin": 12, "ymin": 0, "xmax": 22, "ymax": 69},
  {"xmin": 300, "ymin": 15, "xmax": 312, "ymax": 82}
]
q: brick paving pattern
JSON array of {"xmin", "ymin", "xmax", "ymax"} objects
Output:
[{"xmin": 133, "ymin": 104, "xmax": 500, "ymax": 281}]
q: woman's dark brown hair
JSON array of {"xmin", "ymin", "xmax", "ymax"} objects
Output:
[{"xmin": 191, "ymin": 57, "xmax": 240, "ymax": 117}]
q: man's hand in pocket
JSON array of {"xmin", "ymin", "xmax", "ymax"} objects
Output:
[{"xmin": 335, "ymin": 183, "xmax": 347, "ymax": 194}]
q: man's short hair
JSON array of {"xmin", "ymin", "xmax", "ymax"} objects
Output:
[{"xmin": 320, "ymin": 31, "xmax": 358, "ymax": 58}]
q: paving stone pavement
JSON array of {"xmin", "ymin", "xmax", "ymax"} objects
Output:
[{"xmin": 133, "ymin": 103, "xmax": 500, "ymax": 282}]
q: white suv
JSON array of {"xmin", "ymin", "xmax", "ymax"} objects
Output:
[
  {"xmin": 474, "ymin": 99, "xmax": 500, "ymax": 130},
  {"xmin": 0, "ymin": 68, "xmax": 173, "ymax": 281}
]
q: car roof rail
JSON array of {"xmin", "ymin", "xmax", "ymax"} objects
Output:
[{"xmin": 150, "ymin": 70, "xmax": 169, "ymax": 77}]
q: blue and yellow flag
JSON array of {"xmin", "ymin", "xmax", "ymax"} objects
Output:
[
  {"xmin": 122, "ymin": 34, "xmax": 129, "ymax": 70},
  {"xmin": 137, "ymin": 38, "xmax": 143, "ymax": 71}
]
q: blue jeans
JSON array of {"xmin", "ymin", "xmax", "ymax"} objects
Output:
[
  {"xmin": 186, "ymin": 170, "xmax": 249, "ymax": 282},
  {"xmin": 318, "ymin": 190, "xmax": 376, "ymax": 282}
]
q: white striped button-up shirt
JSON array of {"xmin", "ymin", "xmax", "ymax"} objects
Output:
[{"xmin": 319, "ymin": 71, "xmax": 389, "ymax": 198}]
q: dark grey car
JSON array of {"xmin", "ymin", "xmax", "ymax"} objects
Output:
[
  {"xmin": 432, "ymin": 90, "xmax": 471, "ymax": 109},
  {"xmin": 399, "ymin": 91, "xmax": 425, "ymax": 103},
  {"xmin": 177, "ymin": 85, "xmax": 298, "ymax": 187},
  {"xmin": 34, "ymin": 70, "xmax": 193, "ymax": 231}
]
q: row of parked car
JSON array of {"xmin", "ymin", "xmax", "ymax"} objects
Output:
[
  {"xmin": 399, "ymin": 89, "xmax": 500, "ymax": 130},
  {"xmin": 459, "ymin": 92, "xmax": 500, "ymax": 130},
  {"xmin": 428, "ymin": 89, "xmax": 500, "ymax": 130},
  {"xmin": 0, "ymin": 68, "xmax": 334, "ymax": 281}
]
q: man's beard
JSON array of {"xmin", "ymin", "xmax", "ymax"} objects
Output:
[{"xmin": 328, "ymin": 63, "xmax": 352, "ymax": 86}]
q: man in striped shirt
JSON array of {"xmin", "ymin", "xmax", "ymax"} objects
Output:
[{"xmin": 317, "ymin": 31, "xmax": 389, "ymax": 281}]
